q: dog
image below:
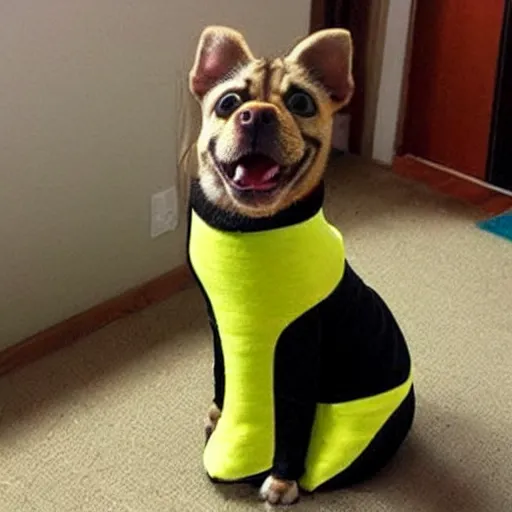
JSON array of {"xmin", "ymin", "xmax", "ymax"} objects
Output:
[{"xmin": 186, "ymin": 26, "xmax": 415, "ymax": 505}]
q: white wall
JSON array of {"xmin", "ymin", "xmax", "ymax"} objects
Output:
[{"xmin": 0, "ymin": 1, "xmax": 310, "ymax": 348}]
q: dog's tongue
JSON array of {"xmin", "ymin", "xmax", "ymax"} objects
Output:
[{"xmin": 232, "ymin": 155, "xmax": 280, "ymax": 190}]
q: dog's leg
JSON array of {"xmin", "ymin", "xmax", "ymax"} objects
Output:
[
  {"xmin": 205, "ymin": 304, "xmax": 225, "ymax": 442},
  {"xmin": 259, "ymin": 476, "xmax": 299, "ymax": 505},
  {"xmin": 204, "ymin": 402, "xmax": 221, "ymax": 441},
  {"xmin": 259, "ymin": 315, "xmax": 320, "ymax": 505},
  {"xmin": 258, "ymin": 395, "xmax": 315, "ymax": 505}
]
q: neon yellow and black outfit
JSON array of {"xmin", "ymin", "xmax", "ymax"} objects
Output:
[{"xmin": 187, "ymin": 181, "xmax": 414, "ymax": 492}]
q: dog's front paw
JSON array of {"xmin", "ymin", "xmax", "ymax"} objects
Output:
[
  {"xmin": 204, "ymin": 403, "xmax": 221, "ymax": 442},
  {"xmin": 259, "ymin": 475, "xmax": 299, "ymax": 506}
]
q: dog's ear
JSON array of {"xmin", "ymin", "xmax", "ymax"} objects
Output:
[
  {"xmin": 189, "ymin": 26, "xmax": 254, "ymax": 100},
  {"xmin": 286, "ymin": 29, "xmax": 354, "ymax": 108}
]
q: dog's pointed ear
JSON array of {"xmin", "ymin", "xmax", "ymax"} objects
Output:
[
  {"xmin": 286, "ymin": 29, "xmax": 354, "ymax": 108},
  {"xmin": 189, "ymin": 26, "xmax": 254, "ymax": 100}
]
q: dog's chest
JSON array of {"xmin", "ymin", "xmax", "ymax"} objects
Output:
[{"xmin": 189, "ymin": 209, "xmax": 345, "ymax": 340}]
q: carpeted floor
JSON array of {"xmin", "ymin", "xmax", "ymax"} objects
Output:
[{"xmin": 1, "ymin": 157, "xmax": 511, "ymax": 512}]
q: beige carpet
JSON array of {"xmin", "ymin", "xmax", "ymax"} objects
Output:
[{"xmin": 1, "ymin": 157, "xmax": 511, "ymax": 512}]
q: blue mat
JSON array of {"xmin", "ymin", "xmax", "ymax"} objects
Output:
[{"xmin": 477, "ymin": 210, "xmax": 512, "ymax": 242}]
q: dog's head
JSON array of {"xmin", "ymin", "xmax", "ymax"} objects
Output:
[{"xmin": 189, "ymin": 26, "xmax": 354, "ymax": 217}]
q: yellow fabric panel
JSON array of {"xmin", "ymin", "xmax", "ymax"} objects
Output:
[
  {"xmin": 300, "ymin": 373, "xmax": 413, "ymax": 491},
  {"xmin": 189, "ymin": 209, "xmax": 345, "ymax": 481}
]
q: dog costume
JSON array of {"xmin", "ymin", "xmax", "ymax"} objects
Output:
[{"xmin": 187, "ymin": 180, "xmax": 414, "ymax": 492}]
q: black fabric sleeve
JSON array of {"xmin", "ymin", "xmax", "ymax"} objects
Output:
[
  {"xmin": 272, "ymin": 305, "xmax": 322, "ymax": 481},
  {"xmin": 209, "ymin": 308, "xmax": 225, "ymax": 410}
]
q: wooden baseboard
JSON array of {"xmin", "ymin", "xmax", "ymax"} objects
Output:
[
  {"xmin": 0, "ymin": 265, "xmax": 194, "ymax": 376},
  {"xmin": 393, "ymin": 155, "xmax": 512, "ymax": 215}
]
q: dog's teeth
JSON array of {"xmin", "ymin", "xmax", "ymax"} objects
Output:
[{"xmin": 233, "ymin": 165, "xmax": 244, "ymax": 182}]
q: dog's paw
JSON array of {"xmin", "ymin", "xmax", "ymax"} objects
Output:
[
  {"xmin": 204, "ymin": 403, "xmax": 221, "ymax": 442},
  {"xmin": 259, "ymin": 475, "xmax": 299, "ymax": 506}
]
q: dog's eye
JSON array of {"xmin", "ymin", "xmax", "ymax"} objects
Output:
[
  {"xmin": 284, "ymin": 89, "xmax": 317, "ymax": 117},
  {"xmin": 215, "ymin": 92, "xmax": 243, "ymax": 118}
]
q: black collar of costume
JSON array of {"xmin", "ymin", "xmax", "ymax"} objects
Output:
[{"xmin": 189, "ymin": 179, "xmax": 325, "ymax": 233}]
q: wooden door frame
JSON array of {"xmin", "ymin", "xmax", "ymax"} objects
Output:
[
  {"xmin": 312, "ymin": 0, "xmax": 512, "ymax": 191},
  {"xmin": 487, "ymin": 0, "xmax": 512, "ymax": 191},
  {"xmin": 309, "ymin": 1, "xmax": 381, "ymax": 156},
  {"xmin": 310, "ymin": 0, "xmax": 415, "ymax": 163},
  {"xmin": 393, "ymin": 0, "xmax": 417, "ymax": 156},
  {"xmin": 371, "ymin": 0, "xmax": 415, "ymax": 164}
]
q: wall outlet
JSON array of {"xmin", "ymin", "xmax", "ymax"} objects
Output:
[{"xmin": 151, "ymin": 186, "xmax": 178, "ymax": 238}]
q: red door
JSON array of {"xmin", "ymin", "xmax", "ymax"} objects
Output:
[{"xmin": 402, "ymin": 0, "xmax": 505, "ymax": 179}]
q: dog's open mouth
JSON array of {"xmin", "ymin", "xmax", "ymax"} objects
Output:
[
  {"xmin": 224, "ymin": 154, "xmax": 281, "ymax": 191},
  {"xmin": 217, "ymin": 150, "xmax": 312, "ymax": 195}
]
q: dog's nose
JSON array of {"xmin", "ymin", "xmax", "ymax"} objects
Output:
[{"xmin": 238, "ymin": 106, "xmax": 276, "ymax": 129}]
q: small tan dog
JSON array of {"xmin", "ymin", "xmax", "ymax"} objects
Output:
[
  {"xmin": 189, "ymin": 26, "xmax": 353, "ymax": 217},
  {"xmin": 186, "ymin": 26, "xmax": 414, "ymax": 505}
]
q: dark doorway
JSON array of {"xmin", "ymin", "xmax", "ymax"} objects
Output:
[
  {"xmin": 310, "ymin": 0, "xmax": 371, "ymax": 155},
  {"xmin": 487, "ymin": 0, "xmax": 512, "ymax": 191}
]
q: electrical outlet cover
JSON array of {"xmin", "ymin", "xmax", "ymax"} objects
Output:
[{"xmin": 151, "ymin": 186, "xmax": 178, "ymax": 238}]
